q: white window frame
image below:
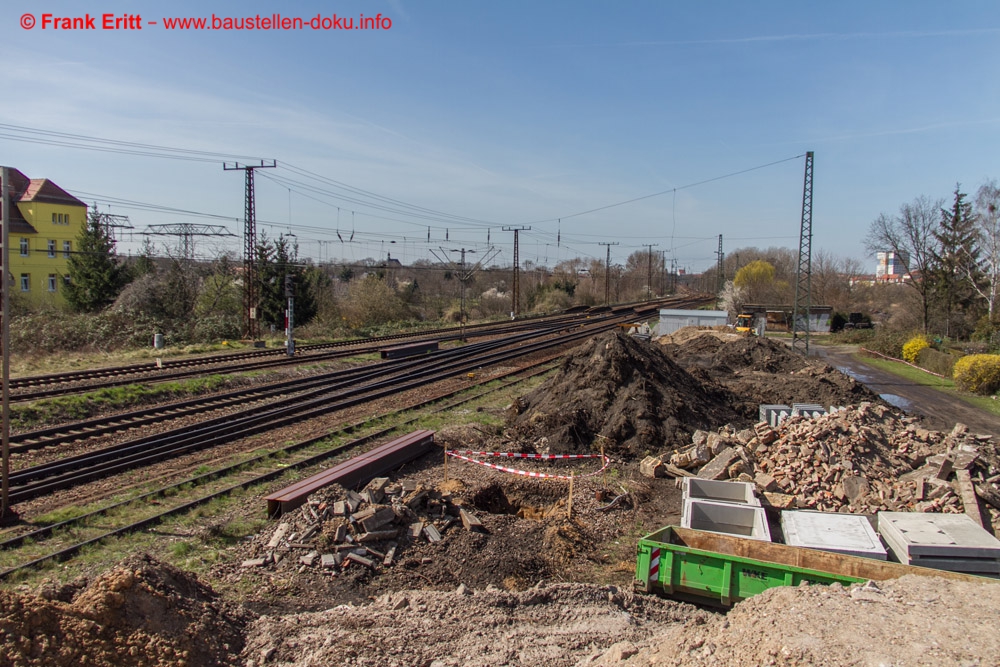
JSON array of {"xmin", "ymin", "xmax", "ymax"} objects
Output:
[
  {"xmin": 20, "ymin": 274, "xmax": 29, "ymax": 292},
  {"xmin": 51, "ymin": 212, "xmax": 57, "ymax": 224},
  {"xmin": 47, "ymin": 274, "xmax": 57, "ymax": 292},
  {"xmin": 47, "ymin": 240, "xmax": 56, "ymax": 258},
  {"xmin": 63, "ymin": 240, "xmax": 71, "ymax": 258},
  {"xmin": 19, "ymin": 238, "xmax": 28, "ymax": 257}
]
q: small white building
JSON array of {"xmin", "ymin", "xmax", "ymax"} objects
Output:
[{"xmin": 658, "ymin": 309, "xmax": 729, "ymax": 335}]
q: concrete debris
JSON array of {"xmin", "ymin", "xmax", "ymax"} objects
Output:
[
  {"xmin": 696, "ymin": 447, "xmax": 739, "ymax": 480},
  {"xmin": 639, "ymin": 455, "xmax": 666, "ymax": 478},
  {"xmin": 238, "ymin": 478, "xmax": 468, "ymax": 578},
  {"xmin": 660, "ymin": 403, "xmax": 998, "ymax": 518}
]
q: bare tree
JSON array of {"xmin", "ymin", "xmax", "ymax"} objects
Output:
[
  {"xmin": 972, "ymin": 179, "xmax": 1000, "ymax": 319},
  {"xmin": 865, "ymin": 196, "xmax": 942, "ymax": 332}
]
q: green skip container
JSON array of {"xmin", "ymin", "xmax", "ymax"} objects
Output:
[{"xmin": 634, "ymin": 525, "xmax": 989, "ymax": 607}]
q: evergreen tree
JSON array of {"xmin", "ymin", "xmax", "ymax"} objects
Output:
[
  {"xmin": 931, "ymin": 185, "xmax": 980, "ymax": 337},
  {"xmin": 64, "ymin": 208, "xmax": 130, "ymax": 312},
  {"xmin": 254, "ymin": 234, "xmax": 318, "ymax": 329}
]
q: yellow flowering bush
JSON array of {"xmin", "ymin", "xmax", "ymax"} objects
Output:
[
  {"xmin": 902, "ymin": 335, "xmax": 930, "ymax": 363},
  {"xmin": 953, "ymin": 354, "xmax": 1000, "ymax": 395}
]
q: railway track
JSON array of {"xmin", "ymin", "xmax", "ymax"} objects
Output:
[
  {"xmin": 7, "ymin": 297, "xmax": 691, "ymax": 401},
  {"xmin": 0, "ymin": 295, "xmax": 708, "ymax": 578},
  {"xmin": 8, "ymin": 320, "xmax": 575, "ymax": 454},
  {"xmin": 0, "ymin": 359, "xmax": 559, "ymax": 579},
  {"xmin": 6, "ymin": 310, "xmax": 597, "ymax": 401},
  {"xmin": 5, "ymin": 312, "xmax": 632, "ymax": 504}
]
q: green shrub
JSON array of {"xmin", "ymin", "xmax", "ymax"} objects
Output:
[
  {"xmin": 902, "ymin": 335, "xmax": 930, "ymax": 363},
  {"xmin": 953, "ymin": 354, "xmax": 1000, "ymax": 395},
  {"xmin": 864, "ymin": 328, "xmax": 911, "ymax": 359},
  {"xmin": 916, "ymin": 347, "xmax": 957, "ymax": 376}
]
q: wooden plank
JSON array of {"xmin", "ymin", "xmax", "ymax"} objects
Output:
[{"xmin": 954, "ymin": 470, "xmax": 986, "ymax": 528}]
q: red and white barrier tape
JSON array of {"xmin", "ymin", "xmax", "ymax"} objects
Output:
[{"xmin": 446, "ymin": 450, "xmax": 610, "ymax": 480}]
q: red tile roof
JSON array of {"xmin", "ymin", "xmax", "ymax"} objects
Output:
[
  {"xmin": 21, "ymin": 178, "xmax": 86, "ymax": 207},
  {"xmin": 1, "ymin": 168, "xmax": 37, "ymax": 234}
]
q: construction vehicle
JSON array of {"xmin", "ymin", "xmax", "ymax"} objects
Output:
[
  {"xmin": 618, "ymin": 322, "xmax": 652, "ymax": 340},
  {"xmin": 734, "ymin": 313, "xmax": 755, "ymax": 333}
]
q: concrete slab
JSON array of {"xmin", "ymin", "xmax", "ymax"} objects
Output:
[
  {"xmin": 683, "ymin": 477, "xmax": 760, "ymax": 506},
  {"xmin": 758, "ymin": 404, "xmax": 791, "ymax": 427},
  {"xmin": 792, "ymin": 403, "xmax": 827, "ymax": 418},
  {"xmin": 907, "ymin": 556, "xmax": 1000, "ymax": 576},
  {"xmin": 781, "ymin": 511, "xmax": 887, "ymax": 560},
  {"xmin": 877, "ymin": 512, "xmax": 1000, "ymax": 560},
  {"xmin": 681, "ymin": 498, "xmax": 771, "ymax": 542}
]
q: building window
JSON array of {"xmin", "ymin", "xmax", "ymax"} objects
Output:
[
  {"xmin": 48, "ymin": 240, "xmax": 56, "ymax": 258},
  {"xmin": 19, "ymin": 238, "xmax": 28, "ymax": 257},
  {"xmin": 48, "ymin": 275, "xmax": 57, "ymax": 292},
  {"xmin": 20, "ymin": 274, "xmax": 29, "ymax": 292},
  {"xmin": 63, "ymin": 214, "xmax": 70, "ymax": 225},
  {"xmin": 52, "ymin": 212, "xmax": 57, "ymax": 224},
  {"xmin": 63, "ymin": 275, "xmax": 72, "ymax": 287},
  {"xmin": 63, "ymin": 241, "xmax": 71, "ymax": 258}
]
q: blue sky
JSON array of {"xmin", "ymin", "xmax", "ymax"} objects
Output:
[{"xmin": 2, "ymin": 1, "xmax": 999, "ymax": 273}]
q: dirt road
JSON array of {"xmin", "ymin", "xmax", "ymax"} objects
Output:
[{"xmin": 815, "ymin": 345, "xmax": 1000, "ymax": 438}]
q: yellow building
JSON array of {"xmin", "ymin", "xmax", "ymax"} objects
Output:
[{"xmin": 3, "ymin": 168, "xmax": 87, "ymax": 305}]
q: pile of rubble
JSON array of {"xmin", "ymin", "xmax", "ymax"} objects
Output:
[
  {"xmin": 646, "ymin": 402, "xmax": 1000, "ymax": 526},
  {"xmin": 240, "ymin": 476, "xmax": 487, "ymax": 576}
]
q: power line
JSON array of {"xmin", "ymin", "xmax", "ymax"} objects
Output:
[{"xmin": 526, "ymin": 154, "xmax": 806, "ymax": 224}]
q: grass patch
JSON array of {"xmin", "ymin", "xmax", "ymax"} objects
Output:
[
  {"xmin": 856, "ymin": 354, "xmax": 1000, "ymax": 417},
  {"xmin": 13, "ymin": 374, "xmax": 234, "ymax": 428},
  {"xmin": 33, "ymin": 506, "xmax": 89, "ymax": 526}
]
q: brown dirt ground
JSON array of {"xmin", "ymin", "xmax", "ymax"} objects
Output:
[{"xmin": 4, "ymin": 328, "xmax": 1000, "ymax": 666}]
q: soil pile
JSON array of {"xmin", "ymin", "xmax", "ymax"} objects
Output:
[
  {"xmin": 508, "ymin": 332, "xmax": 739, "ymax": 456},
  {"xmin": 0, "ymin": 554, "xmax": 247, "ymax": 667},
  {"xmin": 617, "ymin": 575, "xmax": 1000, "ymax": 666},
  {"xmin": 662, "ymin": 331, "xmax": 878, "ymax": 419},
  {"xmin": 240, "ymin": 582, "xmax": 709, "ymax": 667}
]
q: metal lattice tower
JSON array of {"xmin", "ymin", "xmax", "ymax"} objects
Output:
[
  {"xmin": 503, "ymin": 226, "xmax": 529, "ymax": 317},
  {"xmin": 144, "ymin": 223, "xmax": 236, "ymax": 260},
  {"xmin": 224, "ymin": 160, "xmax": 276, "ymax": 340},
  {"xmin": 89, "ymin": 204, "xmax": 133, "ymax": 243},
  {"xmin": 791, "ymin": 151, "xmax": 815, "ymax": 355}
]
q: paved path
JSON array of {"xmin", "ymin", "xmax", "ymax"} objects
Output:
[{"xmin": 814, "ymin": 345, "xmax": 1000, "ymax": 438}]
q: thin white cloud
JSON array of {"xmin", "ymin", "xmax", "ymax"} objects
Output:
[{"xmin": 552, "ymin": 28, "xmax": 1000, "ymax": 48}]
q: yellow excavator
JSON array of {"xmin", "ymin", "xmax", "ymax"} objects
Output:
[{"xmin": 734, "ymin": 313, "xmax": 755, "ymax": 333}]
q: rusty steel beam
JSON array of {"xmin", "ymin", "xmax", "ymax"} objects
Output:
[{"xmin": 265, "ymin": 429, "xmax": 435, "ymax": 517}]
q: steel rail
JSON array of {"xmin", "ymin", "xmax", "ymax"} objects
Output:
[
  {"xmin": 5, "ymin": 315, "xmax": 625, "ymax": 502},
  {"xmin": 8, "ymin": 317, "xmax": 583, "ymax": 452},
  {"xmin": 0, "ymin": 360, "xmax": 558, "ymax": 579}
]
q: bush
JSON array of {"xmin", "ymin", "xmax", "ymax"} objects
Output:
[
  {"xmin": 902, "ymin": 335, "xmax": 930, "ymax": 363},
  {"xmin": 953, "ymin": 354, "xmax": 1000, "ymax": 395},
  {"xmin": 916, "ymin": 347, "xmax": 957, "ymax": 376},
  {"xmin": 864, "ymin": 328, "xmax": 911, "ymax": 359}
]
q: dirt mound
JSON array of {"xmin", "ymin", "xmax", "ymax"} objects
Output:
[
  {"xmin": 662, "ymin": 331, "xmax": 810, "ymax": 374},
  {"xmin": 660, "ymin": 331, "xmax": 880, "ymax": 421},
  {"xmin": 240, "ymin": 582, "xmax": 709, "ymax": 667},
  {"xmin": 616, "ymin": 575, "xmax": 1000, "ymax": 666},
  {"xmin": 508, "ymin": 332, "xmax": 740, "ymax": 456},
  {"xmin": 0, "ymin": 554, "xmax": 247, "ymax": 667}
]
